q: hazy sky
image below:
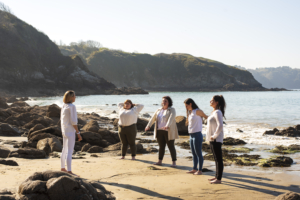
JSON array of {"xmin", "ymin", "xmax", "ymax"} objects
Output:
[{"xmin": 2, "ymin": 0, "xmax": 300, "ymax": 69}]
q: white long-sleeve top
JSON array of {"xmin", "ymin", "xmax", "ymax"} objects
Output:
[
  {"xmin": 206, "ymin": 110, "xmax": 224, "ymax": 143},
  {"xmin": 61, "ymin": 103, "xmax": 78, "ymax": 134},
  {"xmin": 118, "ymin": 103, "xmax": 144, "ymax": 126}
]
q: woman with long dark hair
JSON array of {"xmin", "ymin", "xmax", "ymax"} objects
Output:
[
  {"xmin": 207, "ymin": 95, "xmax": 226, "ymax": 184},
  {"xmin": 145, "ymin": 96, "xmax": 179, "ymax": 167},
  {"xmin": 184, "ymin": 98, "xmax": 208, "ymax": 175},
  {"xmin": 118, "ymin": 99, "xmax": 144, "ymax": 160}
]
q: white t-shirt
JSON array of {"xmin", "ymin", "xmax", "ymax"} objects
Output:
[
  {"xmin": 157, "ymin": 109, "xmax": 167, "ymax": 130},
  {"xmin": 188, "ymin": 108, "xmax": 203, "ymax": 134},
  {"xmin": 206, "ymin": 110, "xmax": 224, "ymax": 143},
  {"xmin": 61, "ymin": 103, "xmax": 78, "ymax": 135},
  {"xmin": 118, "ymin": 103, "xmax": 144, "ymax": 126}
]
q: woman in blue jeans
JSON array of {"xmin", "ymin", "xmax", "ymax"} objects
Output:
[{"xmin": 184, "ymin": 98, "xmax": 208, "ymax": 175}]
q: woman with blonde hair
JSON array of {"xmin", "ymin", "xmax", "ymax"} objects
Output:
[
  {"xmin": 145, "ymin": 96, "xmax": 179, "ymax": 167},
  {"xmin": 60, "ymin": 90, "xmax": 82, "ymax": 176},
  {"xmin": 118, "ymin": 99, "xmax": 144, "ymax": 160}
]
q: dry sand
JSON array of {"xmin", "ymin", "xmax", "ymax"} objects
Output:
[{"xmin": 1, "ymin": 153, "xmax": 300, "ymax": 200}]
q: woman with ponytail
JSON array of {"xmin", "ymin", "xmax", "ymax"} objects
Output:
[
  {"xmin": 207, "ymin": 95, "xmax": 226, "ymax": 184},
  {"xmin": 184, "ymin": 98, "xmax": 208, "ymax": 175}
]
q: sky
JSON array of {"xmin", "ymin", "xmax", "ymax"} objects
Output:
[{"xmin": 2, "ymin": 0, "xmax": 300, "ymax": 69}]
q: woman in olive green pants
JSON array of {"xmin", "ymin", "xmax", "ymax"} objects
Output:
[{"xmin": 145, "ymin": 96, "xmax": 179, "ymax": 167}]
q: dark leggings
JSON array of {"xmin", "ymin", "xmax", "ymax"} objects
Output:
[
  {"xmin": 118, "ymin": 124, "xmax": 137, "ymax": 157},
  {"xmin": 157, "ymin": 130, "xmax": 177, "ymax": 161},
  {"xmin": 210, "ymin": 141, "xmax": 224, "ymax": 180}
]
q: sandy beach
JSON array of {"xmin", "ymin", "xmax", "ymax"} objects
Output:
[{"xmin": 1, "ymin": 152, "xmax": 299, "ymax": 200}]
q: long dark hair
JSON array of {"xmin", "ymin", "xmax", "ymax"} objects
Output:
[
  {"xmin": 213, "ymin": 95, "xmax": 226, "ymax": 119},
  {"xmin": 184, "ymin": 98, "xmax": 199, "ymax": 126}
]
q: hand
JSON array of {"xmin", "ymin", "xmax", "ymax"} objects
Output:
[
  {"xmin": 163, "ymin": 126, "xmax": 169, "ymax": 130},
  {"xmin": 77, "ymin": 134, "xmax": 83, "ymax": 142},
  {"xmin": 210, "ymin": 136, "xmax": 214, "ymax": 141},
  {"xmin": 145, "ymin": 127, "xmax": 150, "ymax": 131}
]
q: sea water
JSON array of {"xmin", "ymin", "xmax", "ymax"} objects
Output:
[{"xmin": 27, "ymin": 91, "xmax": 300, "ymax": 146}]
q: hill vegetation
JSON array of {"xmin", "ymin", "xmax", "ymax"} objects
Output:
[{"xmin": 60, "ymin": 43, "xmax": 264, "ymax": 91}]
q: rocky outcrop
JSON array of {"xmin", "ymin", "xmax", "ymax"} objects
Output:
[
  {"xmin": 263, "ymin": 125, "xmax": 300, "ymax": 137},
  {"xmin": 0, "ymin": 146, "xmax": 11, "ymax": 158},
  {"xmin": 0, "ymin": 97, "xmax": 9, "ymax": 109},
  {"xmin": 9, "ymin": 148, "xmax": 47, "ymax": 159},
  {"xmin": 10, "ymin": 101, "xmax": 30, "ymax": 107},
  {"xmin": 82, "ymin": 120, "xmax": 100, "ymax": 132},
  {"xmin": 37, "ymin": 138, "xmax": 62, "ymax": 155},
  {"xmin": 0, "ymin": 123, "xmax": 20, "ymax": 136},
  {"xmin": 175, "ymin": 116, "xmax": 188, "ymax": 135},
  {"xmin": 17, "ymin": 170, "xmax": 115, "ymax": 200},
  {"xmin": 46, "ymin": 104, "xmax": 61, "ymax": 118},
  {"xmin": 0, "ymin": 159, "xmax": 18, "ymax": 166},
  {"xmin": 223, "ymin": 137, "xmax": 247, "ymax": 145},
  {"xmin": 258, "ymin": 156, "xmax": 294, "ymax": 167},
  {"xmin": 275, "ymin": 192, "xmax": 300, "ymax": 200}
]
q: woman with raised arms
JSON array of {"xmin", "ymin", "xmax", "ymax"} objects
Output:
[
  {"xmin": 145, "ymin": 96, "xmax": 179, "ymax": 167},
  {"xmin": 118, "ymin": 100, "xmax": 144, "ymax": 160}
]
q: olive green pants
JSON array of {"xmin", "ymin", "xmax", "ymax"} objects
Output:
[
  {"xmin": 118, "ymin": 124, "xmax": 137, "ymax": 157},
  {"xmin": 157, "ymin": 130, "xmax": 177, "ymax": 161}
]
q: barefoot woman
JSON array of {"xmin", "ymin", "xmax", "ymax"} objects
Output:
[
  {"xmin": 184, "ymin": 98, "xmax": 208, "ymax": 175},
  {"xmin": 207, "ymin": 95, "xmax": 226, "ymax": 184},
  {"xmin": 60, "ymin": 90, "xmax": 82, "ymax": 176},
  {"xmin": 145, "ymin": 96, "xmax": 179, "ymax": 167},
  {"xmin": 118, "ymin": 100, "xmax": 144, "ymax": 160}
]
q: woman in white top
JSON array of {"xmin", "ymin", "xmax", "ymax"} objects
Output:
[
  {"xmin": 118, "ymin": 99, "xmax": 144, "ymax": 160},
  {"xmin": 145, "ymin": 96, "xmax": 179, "ymax": 167},
  {"xmin": 184, "ymin": 98, "xmax": 208, "ymax": 175},
  {"xmin": 60, "ymin": 90, "xmax": 82, "ymax": 176},
  {"xmin": 206, "ymin": 95, "xmax": 226, "ymax": 184}
]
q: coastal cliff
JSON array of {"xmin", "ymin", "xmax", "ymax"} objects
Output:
[
  {"xmin": 0, "ymin": 10, "xmax": 147, "ymax": 96},
  {"xmin": 60, "ymin": 45, "xmax": 265, "ymax": 91}
]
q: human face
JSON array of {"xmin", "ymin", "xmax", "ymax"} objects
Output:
[
  {"xmin": 185, "ymin": 103, "xmax": 192, "ymax": 111},
  {"xmin": 124, "ymin": 102, "xmax": 132, "ymax": 109},
  {"xmin": 210, "ymin": 98, "xmax": 218, "ymax": 109},
  {"xmin": 162, "ymin": 98, "xmax": 169, "ymax": 109},
  {"xmin": 72, "ymin": 95, "xmax": 76, "ymax": 103}
]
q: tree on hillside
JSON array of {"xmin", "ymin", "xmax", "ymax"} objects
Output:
[{"xmin": 0, "ymin": 2, "xmax": 13, "ymax": 14}]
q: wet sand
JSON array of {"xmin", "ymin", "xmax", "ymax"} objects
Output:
[{"xmin": 1, "ymin": 153, "xmax": 299, "ymax": 200}]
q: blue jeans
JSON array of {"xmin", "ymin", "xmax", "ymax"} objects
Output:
[{"xmin": 190, "ymin": 131, "xmax": 203, "ymax": 171}]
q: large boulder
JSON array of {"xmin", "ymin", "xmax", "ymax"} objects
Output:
[
  {"xmin": 5, "ymin": 112, "xmax": 38, "ymax": 127},
  {"xmin": 18, "ymin": 170, "xmax": 115, "ymax": 200},
  {"xmin": 10, "ymin": 101, "xmax": 30, "ymax": 107},
  {"xmin": 81, "ymin": 132, "xmax": 102, "ymax": 146},
  {"xmin": 24, "ymin": 117, "xmax": 54, "ymax": 129},
  {"xmin": 28, "ymin": 126, "xmax": 62, "ymax": 139},
  {"xmin": 0, "ymin": 108, "xmax": 12, "ymax": 122},
  {"xmin": 258, "ymin": 156, "xmax": 294, "ymax": 167},
  {"xmin": 46, "ymin": 104, "xmax": 61, "ymax": 118},
  {"xmin": 81, "ymin": 143, "xmax": 92, "ymax": 152},
  {"xmin": 263, "ymin": 126, "xmax": 300, "ymax": 137},
  {"xmin": 275, "ymin": 192, "xmax": 300, "ymax": 200},
  {"xmin": 29, "ymin": 133, "xmax": 57, "ymax": 143},
  {"xmin": 0, "ymin": 97, "xmax": 9, "ymax": 109},
  {"xmin": 6, "ymin": 96, "xmax": 18, "ymax": 103},
  {"xmin": 0, "ymin": 159, "xmax": 18, "ymax": 166},
  {"xmin": 98, "ymin": 129, "xmax": 120, "ymax": 144},
  {"xmin": 0, "ymin": 123, "xmax": 20, "ymax": 136},
  {"xmin": 37, "ymin": 138, "xmax": 62, "ymax": 155},
  {"xmin": 9, "ymin": 148, "xmax": 47, "ymax": 159},
  {"xmin": 175, "ymin": 116, "xmax": 188, "ymax": 135},
  {"xmin": 223, "ymin": 137, "xmax": 246, "ymax": 145},
  {"xmin": 87, "ymin": 146, "xmax": 103, "ymax": 153},
  {"xmin": 28, "ymin": 124, "xmax": 46, "ymax": 135},
  {"xmin": 0, "ymin": 146, "xmax": 11, "ymax": 158},
  {"xmin": 82, "ymin": 120, "xmax": 99, "ymax": 132}
]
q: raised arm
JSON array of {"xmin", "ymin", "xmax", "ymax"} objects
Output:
[
  {"xmin": 134, "ymin": 104, "xmax": 144, "ymax": 113},
  {"xmin": 117, "ymin": 103, "xmax": 124, "ymax": 110},
  {"xmin": 196, "ymin": 109, "xmax": 208, "ymax": 119},
  {"xmin": 211, "ymin": 110, "xmax": 223, "ymax": 139}
]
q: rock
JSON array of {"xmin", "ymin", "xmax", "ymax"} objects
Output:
[
  {"xmin": 263, "ymin": 126, "xmax": 300, "ymax": 137},
  {"xmin": 145, "ymin": 146, "xmax": 158, "ymax": 153},
  {"xmin": 105, "ymin": 142, "xmax": 121, "ymax": 151},
  {"xmin": 28, "ymin": 124, "xmax": 46, "ymax": 135},
  {"xmin": 37, "ymin": 138, "xmax": 62, "ymax": 155},
  {"xmin": 224, "ymin": 147, "xmax": 253, "ymax": 153},
  {"xmin": 5, "ymin": 112, "xmax": 37, "ymax": 127},
  {"xmin": 82, "ymin": 120, "xmax": 99, "ymax": 133},
  {"xmin": 46, "ymin": 104, "xmax": 61, "ymax": 118},
  {"xmin": 81, "ymin": 143, "xmax": 92, "ymax": 152},
  {"xmin": 275, "ymin": 192, "xmax": 300, "ymax": 200},
  {"xmin": 24, "ymin": 117, "xmax": 54, "ymax": 129},
  {"xmin": 127, "ymin": 142, "xmax": 144, "ymax": 154},
  {"xmin": 269, "ymin": 145, "xmax": 300, "ymax": 154},
  {"xmin": 112, "ymin": 110, "xmax": 116, "ymax": 114},
  {"xmin": 0, "ymin": 146, "xmax": 11, "ymax": 158},
  {"xmin": 153, "ymin": 104, "xmax": 158, "ymax": 106},
  {"xmin": 176, "ymin": 140, "xmax": 190, "ymax": 150},
  {"xmin": 142, "ymin": 113, "xmax": 151, "ymax": 118},
  {"xmin": 6, "ymin": 96, "xmax": 18, "ymax": 103},
  {"xmin": 175, "ymin": 116, "xmax": 188, "ymax": 135},
  {"xmin": 18, "ymin": 171, "xmax": 114, "ymax": 200},
  {"xmin": 141, "ymin": 131, "xmax": 153, "ymax": 136},
  {"xmin": 98, "ymin": 129, "xmax": 120, "ymax": 144},
  {"xmin": 263, "ymin": 128, "xmax": 279, "ymax": 135},
  {"xmin": 139, "ymin": 139, "xmax": 157, "ymax": 143},
  {"xmin": 0, "ymin": 97, "xmax": 9, "ymax": 109},
  {"xmin": 87, "ymin": 146, "xmax": 103, "ymax": 153},
  {"xmin": 9, "ymin": 148, "xmax": 47, "ymax": 159},
  {"xmin": 29, "ymin": 133, "xmax": 57, "ymax": 143},
  {"xmin": 258, "ymin": 156, "xmax": 294, "ymax": 167},
  {"xmin": 236, "ymin": 128, "xmax": 243, "ymax": 133},
  {"xmin": 20, "ymin": 97, "xmax": 29, "ymax": 101},
  {"xmin": 81, "ymin": 132, "xmax": 103, "ymax": 146},
  {"xmin": 10, "ymin": 101, "xmax": 30, "ymax": 107},
  {"xmin": 0, "ymin": 123, "xmax": 20, "ymax": 136},
  {"xmin": 28, "ymin": 126, "xmax": 62, "ymax": 139},
  {"xmin": 295, "ymin": 125, "xmax": 300, "ymax": 131},
  {"xmin": 223, "ymin": 137, "xmax": 246, "ymax": 145},
  {"xmin": 0, "ymin": 159, "xmax": 18, "ymax": 166}
]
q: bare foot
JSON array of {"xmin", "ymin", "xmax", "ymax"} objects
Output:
[
  {"xmin": 208, "ymin": 177, "xmax": 217, "ymax": 181},
  {"xmin": 193, "ymin": 171, "xmax": 202, "ymax": 175},
  {"xmin": 153, "ymin": 162, "xmax": 162, "ymax": 166},
  {"xmin": 120, "ymin": 156, "xmax": 125, "ymax": 159},
  {"xmin": 61, "ymin": 168, "xmax": 67, "ymax": 172},
  {"xmin": 186, "ymin": 170, "xmax": 197, "ymax": 174},
  {"xmin": 171, "ymin": 161, "xmax": 176, "ymax": 167},
  {"xmin": 68, "ymin": 171, "xmax": 80, "ymax": 177},
  {"xmin": 210, "ymin": 179, "xmax": 222, "ymax": 184},
  {"xmin": 131, "ymin": 156, "xmax": 136, "ymax": 160}
]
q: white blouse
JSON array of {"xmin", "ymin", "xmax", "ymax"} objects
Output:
[
  {"xmin": 157, "ymin": 109, "xmax": 168, "ymax": 130},
  {"xmin": 188, "ymin": 108, "xmax": 203, "ymax": 134},
  {"xmin": 118, "ymin": 103, "xmax": 144, "ymax": 126},
  {"xmin": 61, "ymin": 103, "xmax": 78, "ymax": 134},
  {"xmin": 206, "ymin": 110, "xmax": 224, "ymax": 143}
]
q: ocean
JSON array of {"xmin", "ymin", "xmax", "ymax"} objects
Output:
[{"xmin": 27, "ymin": 91, "xmax": 300, "ymax": 147}]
